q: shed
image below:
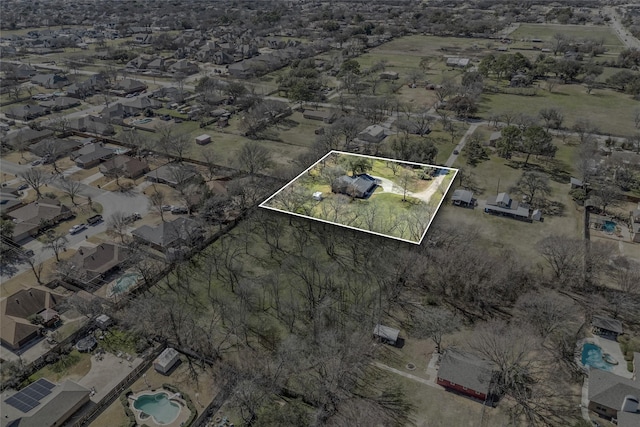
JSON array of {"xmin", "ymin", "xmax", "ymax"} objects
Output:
[
  {"xmin": 379, "ymin": 71, "xmax": 399, "ymax": 80},
  {"xmin": 373, "ymin": 324, "xmax": 400, "ymax": 346},
  {"xmin": 154, "ymin": 347, "xmax": 180, "ymax": 374},
  {"xmin": 195, "ymin": 134, "xmax": 211, "ymax": 145},
  {"xmin": 312, "ymin": 191, "xmax": 323, "ymax": 201},
  {"xmin": 592, "ymin": 315, "xmax": 623, "ymax": 338},
  {"xmin": 452, "ymin": 189, "xmax": 473, "ymax": 207},
  {"xmin": 95, "ymin": 314, "xmax": 113, "ymax": 330},
  {"xmin": 570, "ymin": 177, "xmax": 583, "ymax": 189}
]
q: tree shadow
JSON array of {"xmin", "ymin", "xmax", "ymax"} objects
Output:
[{"xmin": 541, "ymin": 200, "xmax": 566, "ymax": 216}]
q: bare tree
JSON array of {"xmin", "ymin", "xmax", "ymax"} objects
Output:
[
  {"xmin": 536, "ymin": 235, "xmax": 584, "ymax": 286},
  {"xmin": 236, "ymin": 141, "xmax": 272, "ymax": 175},
  {"xmin": 149, "ymin": 187, "xmax": 167, "ymax": 222},
  {"xmin": 515, "ymin": 171, "xmax": 551, "ymax": 208},
  {"xmin": 58, "ymin": 177, "xmax": 83, "ymax": 206},
  {"xmin": 412, "ymin": 306, "xmax": 460, "ymax": 354},
  {"xmin": 591, "ymin": 184, "xmax": 621, "ymax": 215},
  {"xmin": 107, "ymin": 211, "xmax": 129, "ymax": 243},
  {"xmin": 43, "ymin": 232, "xmax": 68, "ymax": 262},
  {"xmin": 538, "ymin": 108, "xmax": 564, "ymax": 132},
  {"xmin": 19, "ymin": 169, "xmax": 49, "ymax": 199},
  {"xmin": 397, "ymin": 168, "xmax": 416, "ymax": 202}
]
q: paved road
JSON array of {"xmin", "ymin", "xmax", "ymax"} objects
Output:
[
  {"xmin": 0, "ymin": 158, "xmax": 149, "ymax": 282},
  {"xmin": 445, "ymin": 123, "xmax": 479, "ymax": 167},
  {"xmin": 605, "ymin": 6, "xmax": 640, "ymax": 50}
]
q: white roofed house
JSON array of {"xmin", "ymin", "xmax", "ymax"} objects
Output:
[{"xmin": 484, "ymin": 192, "xmax": 531, "ymax": 221}]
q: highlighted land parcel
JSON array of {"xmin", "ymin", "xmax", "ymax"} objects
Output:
[{"xmin": 260, "ymin": 151, "xmax": 458, "ymax": 244}]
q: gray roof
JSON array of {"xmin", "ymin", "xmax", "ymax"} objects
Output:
[
  {"xmin": 1, "ymin": 380, "xmax": 90, "ymax": 427},
  {"xmin": 592, "ymin": 315, "xmax": 623, "ymax": 334},
  {"xmin": 438, "ymin": 349, "xmax": 495, "ymax": 395},
  {"xmin": 333, "ymin": 174, "xmax": 378, "ymax": 197},
  {"xmin": 373, "ymin": 324, "xmax": 399, "ymax": 342},
  {"xmin": 70, "ymin": 142, "xmax": 115, "ymax": 165},
  {"xmin": 452, "ymin": 189, "xmax": 473, "ymax": 204},
  {"xmin": 588, "ymin": 369, "xmax": 640, "ymax": 410},
  {"xmin": 155, "ymin": 347, "xmax": 179, "ymax": 368},
  {"xmin": 570, "ymin": 177, "xmax": 583, "ymax": 187},
  {"xmin": 132, "ymin": 217, "xmax": 201, "ymax": 249}
]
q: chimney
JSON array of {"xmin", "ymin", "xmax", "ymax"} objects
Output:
[
  {"xmin": 79, "ymin": 249, "xmax": 83, "ymax": 255},
  {"xmin": 28, "ymin": 290, "xmax": 32, "ymax": 297},
  {"xmin": 622, "ymin": 395, "xmax": 639, "ymax": 413}
]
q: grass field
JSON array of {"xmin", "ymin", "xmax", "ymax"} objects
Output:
[
  {"xmin": 261, "ymin": 152, "xmax": 453, "ymax": 243},
  {"xmin": 510, "ymin": 23, "xmax": 623, "ymax": 47},
  {"xmin": 479, "ymin": 83, "xmax": 639, "ymax": 136}
]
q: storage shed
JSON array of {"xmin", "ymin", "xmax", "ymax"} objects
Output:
[
  {"xmin": 373, "ymin": 324, "xmax": 400, "ymax": 346},
  {"xmin": 195, "ymin": 134, "xmax": 211, "ymax": 145},
  {"xmin": 154, "ymin": 347, "xmax": 180, "ymax": 374}
]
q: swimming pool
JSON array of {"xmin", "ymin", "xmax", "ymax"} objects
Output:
[
  {"xmin": 133, "ymin": 392, "xmax": 181, "ymax": 425},
  {"xmin": 581, "ymin": 343, "xmax": 615, "ymax": 371},
  {"xmin": 108, "ymin": 273, "xmax": 140, "ymax": 297},
  {"xmin": 603, "ymin": 221, "xmax": 616, "ymax": 233}
]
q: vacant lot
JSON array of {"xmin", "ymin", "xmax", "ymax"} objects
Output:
[
  {"xmin": 510, "ymin": 23, "xmax": 623, "ymax": 48},
  {"xmin": 479, "ymin": 84, "xmax": 639, "ymax": 136}
]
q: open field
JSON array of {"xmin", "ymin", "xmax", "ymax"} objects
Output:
[
  {"xmin": 261, "ymin": 151, "xmax": 456, "ymax": 243},
  {"xmin": 478, "ymin": 84, "xmax": 639, "ymax": 136},
  {"xmin": 510, "ymin": 23, "xmax": 623, "ymax": 47}
]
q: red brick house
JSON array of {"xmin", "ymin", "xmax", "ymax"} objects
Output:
[{"xmin": 436, "ymin": 349, "xmax": 496, "ymax": 402}]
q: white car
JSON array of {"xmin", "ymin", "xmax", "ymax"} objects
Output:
[{"xmin": 69, "ymin": 224, "xmax": 87, "ymax": 235}]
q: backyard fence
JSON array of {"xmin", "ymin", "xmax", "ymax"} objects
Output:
[{"xmin": 71, "ymin": 343, "xmax": 164, "ymax": 427}]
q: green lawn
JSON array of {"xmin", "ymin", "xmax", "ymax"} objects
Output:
[
  {"xmin": 509, "ymin": 23, "xmax": 623, "ymax": 47},
  {"xmin": 479, "ymin": 84, "xmax": 639, "ymax": 136}
]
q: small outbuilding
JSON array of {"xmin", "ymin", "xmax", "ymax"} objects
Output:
[
  {"xmin": 312, "ymin": 191, "xmax": 323, "ymax": 201},
  {"xmin": 373, "ymin": 324, "xmax": 400, "ymax": 346},
  {"xmin": 531, "ymin": 209, "xmax": 543, "ymax": 221},
  {"xmin": 195, "ymin": 134, "xmax": 211, "ymax": 145},
  {"xmin": 452, "ymin": 189, "xmax": 474, "ymax": 207},
  {"xmin": 75, "ymin": 336, "xmax": 97, "ymax": 353},
  {"xmin": 592, "ymin": 315, "xmax": 623, "ymax": 338},
  {"xmin": 154, "ymin": 347, "xmax": 180, "ymax": 374},
  {"xmin": 95, "ymin": 314, "xmax": 113, "ymax": 330}
]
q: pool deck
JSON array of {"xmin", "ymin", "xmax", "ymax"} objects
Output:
[
  {"xmin": 129, "ymin": 389, "xmax": 191, "ymax": 427},
  {"xmin": 578, "ymin": 335, "xmax": 632, "ymax": 423}
]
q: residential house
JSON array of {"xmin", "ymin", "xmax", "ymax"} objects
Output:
[
  {"xmin": 228, "ymin": 61, "xmax": 255, "ymax": 79},
  {"xmin": 70, "ymin": 142, "xmax": 116, "ymax": 168},
  {"xmin": 357, "ymin": 125, "xmax": 387, "ymax": 144},
  {"xmin": 379, "ymin": 71, "xmax": 399, "ymax": 80},
  {"xmin": 1, "ymin": 378, "xmax": 90, "ymax": 427},
  {"xmin": 332, "ymin": 174, "xmax": 378, "ymax": 199},
  {"xmin": 452, "ymin": 189, "xmax": 474, "ymax": 207},
  {"xmin": 126, "ymin": 56, "xmax": 151, "ymax": 71},
  {"xmin": 587, "ymin": 368, "xmax": 640, "ymax": 426},
  {"xmin": 147, "ymin": 57, "xmax": 166, "ymax": 71},
  {"xmin": 592, "ymin": 315, "xmax": 623, "ymax": 339},
  {"xmin": 99, "ymin": 155, "xmax": 149, "ymax": 179},
  {"xmin": 29, "ymin": 138, "xmax": 83, "ymax": 160},
  {"xmin": 630, "ymin": 206, "xmax": 640, "ymax": 243},
  {"xmin": 7, "ymin": 199, "xmax": 73, "ymax": 242},
  {"xmin": 110, "ymin": 78, "xmax": 147, "ymax": 96},
  {"xmin": 0, "ymin": 287, "xmax": 65, "ymax": 350},
  {"xmin": 121, "ymin": 96, "xmax": 161, "ymax": 114},
  {"xmin": 436, "ymin": 349, "xmax": 496, "ymax": 402},
  {"xmin": 67, "ymin": 243, "xmax": 127, "ymax": 284},
  {"xmin": 446, "ymin": 57, "xmax": 470, "ymax": 68},
  {"xmin": 5, "ymin": 104, "xmax": 49, "ymax": 121},
  {"xmin": 0, "ymin": 189, "xmax": 24, "ymax": 215},
  {"xmin": 151, "ymin": 87, "xmax": 188, "ymax": 103},
  {"xmin": 213, "ymin": 50, "xmax": 234, "ymax": 65},
  {"xmin": 68, "ymin": 115, "xmax": 114, "ymax": 136},
  {"xmin": 484, "ymin": 192, "xmax": 530, "ymax": 221},
  {"xmin": 131, "ymin": 217, "xmax": 203, "ymax": 252},
  {"xmin": 39, "ymin": 96, "xmax": 81, "ymax": 111},
  {"xmin": 66, "ymin": 74, "xmax": 107, "ymax": 99},
  {"xmin": 2, "ymin": 128, "xmax": 53, "ymax": 149},
  {"xmin": 168, "ymin": 59, "xmax": 199, "ymax": 75},
  {"xmin": 302, "ymin": 109, "xmax": 336, "ymax": 124},
  {"xmin": 30, "ymin": 73, "xmax": 69, "ymax": 89},
  {"xmin": 145, "ymin": 163, "xmax": 199, "ymax": 188}
]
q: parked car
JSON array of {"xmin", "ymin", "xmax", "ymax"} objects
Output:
[
  {"xmin": 69, "ymin": 224, "xmax": 87, "ymax": 234},
  {"xmin": 87, "ymin": 214, "xmax": 103, "ymax": 225},
  {"xmin": 17, "ymin": 183, "xmax": 29, "ymax": 191},
  {"xmin": 171, "ymin": 206, "xmax": 188, "ymax": 214},
  {"xmin": 124, "ymin": 212, "xmax": 142, "ymax": 224},
  {"xmin": 453, "ymin": 150, "xmax": 459, "ymax": 155},
  {"xmin": 161, "ymin": 205, "xmax": 173, "ymax": 211},
  {"xmin": 31, "ymin": 159, "xmax": 42, "ymax": 166}
]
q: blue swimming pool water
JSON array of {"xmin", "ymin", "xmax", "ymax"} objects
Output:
[
  {"xmin": 133, "ymin": 392, "xmax": 180, "ymax": 425},
  {"xmin": 603, "ymin": 221, "xmax": 616, "ymax": 233},
  {"xmin": 109, "ymin": 273, "xmax": 140, "ymax": 297},
  {"xmin": 581, "ymin": 343, "xmax": 613, "ymax": 371}
]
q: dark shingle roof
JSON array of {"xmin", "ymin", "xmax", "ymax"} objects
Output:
[
  {"xmin": 588, "ymin": 368, "xmax": 640, "ymax": 410},
  {"xmin": 592, "ymin": 315, "xmax": 623, "ymax": 334},
  {"xmin": 438, "ymin": 349, "xmax": 495, "ymax": 395}
]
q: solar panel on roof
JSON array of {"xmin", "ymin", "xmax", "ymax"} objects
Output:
[
  {"xmin": 34, "ymin": 378, "xmax": 55, "ymax": 390},
  {"xmin": 3, "ymin": 378, "xmax": 56, "ymax": 413}
]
